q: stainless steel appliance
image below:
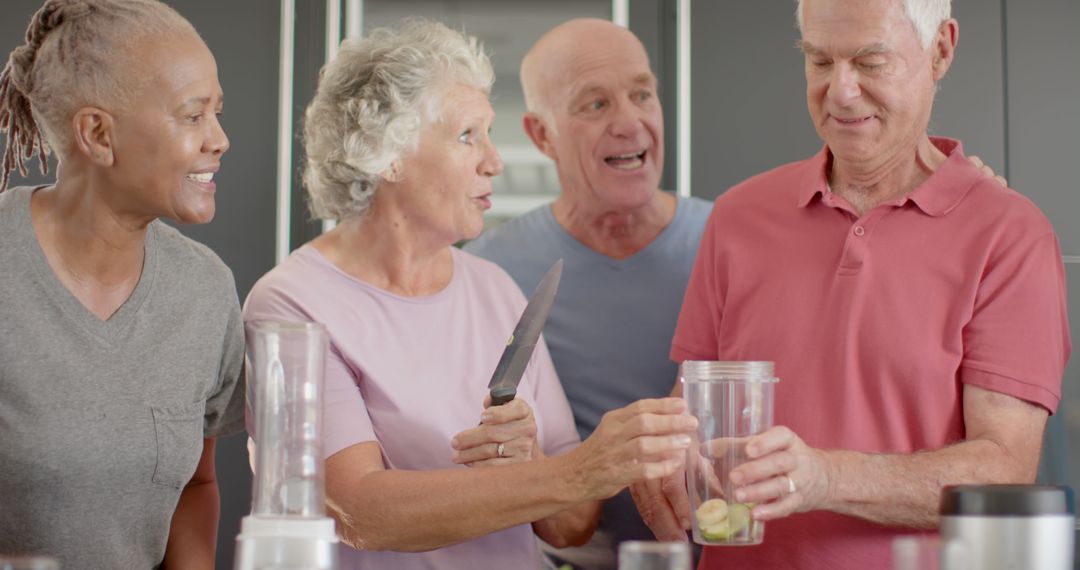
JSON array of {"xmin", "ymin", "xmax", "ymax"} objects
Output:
[{"xmin": 940, "ymin": 484, "xmax": 1074, "ymax": 570}]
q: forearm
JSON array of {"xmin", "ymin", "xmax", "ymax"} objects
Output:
[
  {"xmin": 532, "ymin": 500, "xmax": 602, "ymax": 548},
  {"xmin": 823, "ymin": 437, "xmax": 1038, "ymax": 528},
  {"xmin": 330, "ymin": 453, "xmax": 589, "ymax": 552},
  {"xmin": 162, "ymin": 479, "xmax": 219, "ymax": 569},
  {"xmin": 529, "ymin": 444, "xmax": 601, "ymax": 548}
]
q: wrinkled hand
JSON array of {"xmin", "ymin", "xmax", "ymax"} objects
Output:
[
  {"xmin": 727, "ymin": 425, "xmax": 832, "ymax": 521},
  {"xmin": 968, "ymin": 155, "xmax": 1008, "ymax": 187},
  {"xmin": 450, "ymin": 397, "xmax": 538, "ymax": 467},
  {"xmin": 629, "ymin": 468, "xmax": 693, "ymax": 542},
  {"xmin": 568, "ymin": 398, "xmax": 696, "ymax": 503}
]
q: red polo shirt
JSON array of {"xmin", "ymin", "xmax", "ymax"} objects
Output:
[{"xmin": 673, "ymin": 138, "xmax": 1070, "ymax": 569}]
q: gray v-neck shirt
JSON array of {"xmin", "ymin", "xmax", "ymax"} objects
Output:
[{"xmin": 0, "ymin": 186, "xmax": 245, "ymax": 569}]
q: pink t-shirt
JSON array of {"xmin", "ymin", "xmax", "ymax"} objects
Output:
[
  {"xmin": 244, "ymin": 245, "xmax": 580, "ymax": 570},
  {"xmin": 673, "ymin": 138, "xmax": 1071, "ymax": 570}
]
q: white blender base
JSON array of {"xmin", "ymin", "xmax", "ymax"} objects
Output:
[{"xmin": 234, "ymin": 516, "xmax": 339, "ymax": 570}]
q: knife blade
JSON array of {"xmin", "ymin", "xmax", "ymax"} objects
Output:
[{"xmin": 487, "ymin": 259, "xmax": 563, "ymax": 406}]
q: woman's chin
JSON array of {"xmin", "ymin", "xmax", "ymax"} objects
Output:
[
  {"xmin": 462, "ymin": 220, "xmax": 486, "ymax": 242},
  {"xmin": 172, "ymin": 201, "xmax": 217, "ymax": 225}
]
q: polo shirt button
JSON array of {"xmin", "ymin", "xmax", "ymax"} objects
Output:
[{"xmin": 853, "ymin": 225, "xmax": 866, "ymax": 237}]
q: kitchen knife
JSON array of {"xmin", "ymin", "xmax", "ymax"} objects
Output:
[{"xmin": 487, "ymin": 259, "xmax": 563, "ymax": 406}]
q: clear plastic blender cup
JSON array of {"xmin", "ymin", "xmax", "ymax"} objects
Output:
[
  {"xmin": 234, "ymin": 321, "xmax": 337, "ymax": 570},
  {"xmin": 681, "ymin": 360, "xmax": 777, "ymax": 546},
  {"xmin": 247, "ymin": 321, "xmax": 328, "ymax": 518}
]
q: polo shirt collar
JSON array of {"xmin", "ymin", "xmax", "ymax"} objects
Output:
[
  {"xmin": 795, "ymin": 145, "xmax": 832, "ymax": 208},
  {"xmin": 904, "ymin": 138, "xmax": 982, "ymax": 216},
  {"xmin": 796, "ymin": 137, "xmax": 984, "ymax": 217}
]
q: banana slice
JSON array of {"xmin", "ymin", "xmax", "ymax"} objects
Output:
[
  {"xmin": 699, "ymin": 502, "xmax": 753, "ymax": 542},
  {"xmin": 695, "ymin": 498, "xmax": 729, "ymax": 527}
]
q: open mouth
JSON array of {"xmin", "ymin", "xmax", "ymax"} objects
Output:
[
  {"xmin": 604, "ymin": 150, "xmax": 647, "ymax": 170},
  {"xmin": 473, "ymin": 194, "xmax": 492, "ymax": 209},
  {"xmin": 186, "ymin": 172, "xmax": 215, "ymax": 184}
]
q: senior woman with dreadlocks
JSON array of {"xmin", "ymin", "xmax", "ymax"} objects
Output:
[
  {"xmin": 0, "ymin": 1, "xmax": 243, "ymax": 568},
  {"xmin": 242, "ymin": 19, "xmax": 696, "ymax": 569}
]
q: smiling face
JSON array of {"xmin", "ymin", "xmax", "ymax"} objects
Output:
[
  {"xmin": 107, "ymin": 31, "xmax": 229, "ymax": 225},
  {"xmin": 538, "ymin": 24, "xmax": 664, "ymax": 212},
  {"xmin": 800, "ymin": 0, "xmax": 949, "ymax": 168},
  {"xmin": 385, "ymin": 82, "xmax": 502, "ymax": 245}
]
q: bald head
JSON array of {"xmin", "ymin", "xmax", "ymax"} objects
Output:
[
  {"xmin": 517, "ymin": 18, "xmax": 664, "ymax": 212},
  {"xmin": 521, "ymin": 18, "xmax": 651, "ymax": 118}
]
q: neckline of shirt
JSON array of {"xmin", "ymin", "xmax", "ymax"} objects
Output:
[
  {"xmin": 298, "ymin": 243, "xmax": 461, "ymax": 305},
  {"xmin": 14, "ymin": 185, "xmax": 159, "ymax": 343},
  {"xmin": 797, "ymin": 137, "xmax": 982, "ymax": 218},
  {"xmin": 543, "ymin": 194, "xmax": 691, "ymax": 268}
]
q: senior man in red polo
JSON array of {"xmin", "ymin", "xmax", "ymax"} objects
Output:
[{"xmin": 631, "ymin": 0, "xmax": 1071, "ymax": 568}]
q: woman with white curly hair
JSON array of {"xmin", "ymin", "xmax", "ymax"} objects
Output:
[{"xmin": 243, "ymin": 18, "xmax": 696, "ymax": 569}]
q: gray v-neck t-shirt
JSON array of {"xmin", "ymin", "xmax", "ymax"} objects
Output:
[{"xmin": 0, "ymin": 186, "xmax": 245, "ymax": 569}]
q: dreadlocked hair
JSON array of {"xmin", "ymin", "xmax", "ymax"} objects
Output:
[{"xmin": 0, "ymin": 0, "xmax": 196, "ymax": 191}]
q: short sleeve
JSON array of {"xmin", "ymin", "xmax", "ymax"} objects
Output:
[
  {"xmin": 670, "ymin": 207, "xmax": 725, "ymax": 363},
  {"xmin": 961, "ymin": 232, "xmax": 1071, "ymax": 412},
  {"xmin": 204, "ymin": 291, "xmax": 246, "ymax": 438},
  {"xmin": 529, "ymin": 335, "xmax": 581, "ymax": 457},
  {"xmin": 242, "ymin": 281, "xmax": 379, "ymax": 459},
  {"xmin": 321, "ymin": 343, "xmax": 378, "ymax": 459}
]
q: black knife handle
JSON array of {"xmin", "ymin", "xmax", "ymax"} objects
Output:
[{"xmin": 490, "ymin": 386, "xmax": 516, "ymax": 406}]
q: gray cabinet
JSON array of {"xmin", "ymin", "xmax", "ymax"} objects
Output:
[
  {"xmin": 933, "ymin": 1, "xmax": 1007, "ymax": 174},
  {"xmin": 1066, "ymin": 264, "xmax": 1080, "ymax": 482},
  {"xmin": 690, "ymin": 2, "xmax": 818, "ymax": 199},
  {"xmin": 1005, "ymin": 0, "xmax": 1080, "ymax": 253}
]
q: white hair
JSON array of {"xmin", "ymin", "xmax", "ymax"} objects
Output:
[
  {"xmin": 302, "ymin": 18, "xmax": 494, "ymax": 222},
  {"xmin": 795, "ymin": 0, "xmax": 952, "ymax": 48}
]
